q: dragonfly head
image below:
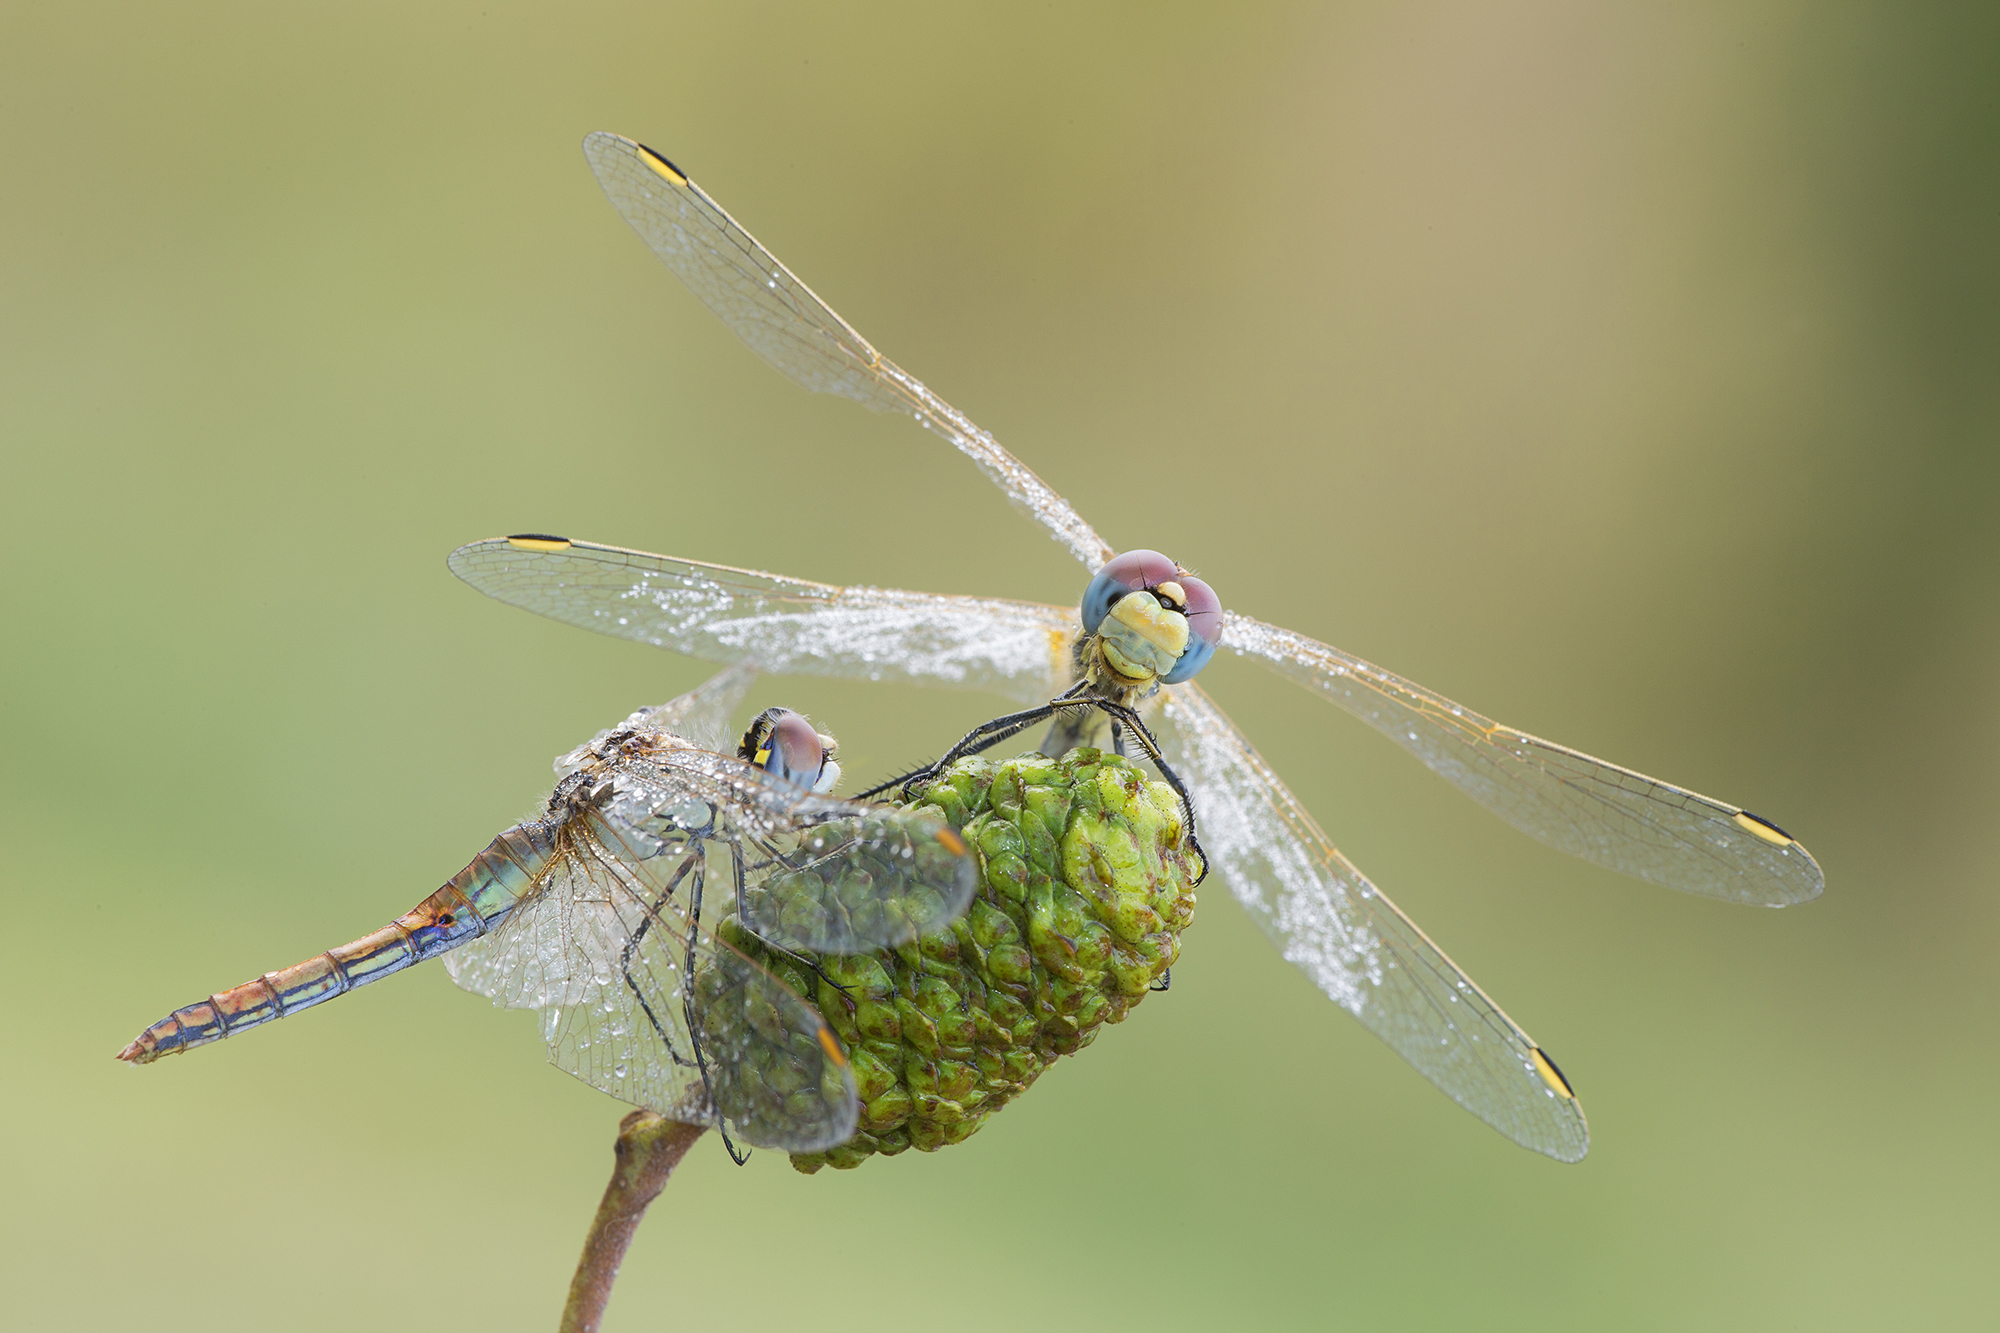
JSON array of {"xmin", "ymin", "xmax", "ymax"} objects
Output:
[
  {"xmin": 739, "ymin": 708, "xmax": 842, "ymax": 794},
  {"xmin": 1081, "ymin": 550, "xmax": 1222, "ymax": 687}
]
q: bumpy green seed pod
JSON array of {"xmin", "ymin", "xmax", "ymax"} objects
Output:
[{"xmin": 718, "ymin": 747, "xmax": 1202, "ymax": 1173}]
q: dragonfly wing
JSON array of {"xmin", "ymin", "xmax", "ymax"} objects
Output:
[
  {"xmin": 581, "ymin": 131, "xmax": 1113, "ymax": 571},
  {"xmin": 443, "ymin": 820, "xmax": 857, "ymax": 1151},
  {"xmin": 626, "ymin": 662, "xmax": 758, "ymax": 740},
  {"xmin": 449, "ymin": 536, "xmax": 1076, "ymax": 706},
  {"xmin": 617, "ymin": 745, "xmax": 982, "ymax": 954},
  {"xmin": 556, "ymin": 664, "xmax": 759, "ymax": 776},
  {"xmin": 1222, "ymin": 613, "xmax": 1823, "ymax": 907},
  {"xmin": 1157, "ymin": 681, "xmax": 1590, "ymax": 1163},
  {"xmin": 442, "ymin": 830, "xmax": 630, "ymax": 1012}
]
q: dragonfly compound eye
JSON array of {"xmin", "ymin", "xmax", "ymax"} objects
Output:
[
  {"xmin": 1080, "ymin": 550, "xmax": 1183, "ymax": 634},
  {"xmin": 1161, "ymin": 573, "xmax": 1221, "ymax": 684},
  {"xmin": 1083, "ymin": 551, "xmax": 1224, "ymax": 685},
  {"xmin": 740, "ymin": 708, "xmax": 834, "ymax": 790}
]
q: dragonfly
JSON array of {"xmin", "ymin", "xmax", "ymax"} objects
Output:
[
  {"xmin": 446, "ymin": 132, "xmax": 1826, "ymax": 1163},
  {"xmin": 119, "ymin": 666, "xmax": 980, "ymax": 1157}
]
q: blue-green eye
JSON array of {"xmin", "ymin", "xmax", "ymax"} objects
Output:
[
  {"xmin": 740, "ymin": 708, "xmax": 834, "ymax": 789},
  {"xmin": 1082, "ymin": 551, "xmax": 1224, "ymax": 684}
]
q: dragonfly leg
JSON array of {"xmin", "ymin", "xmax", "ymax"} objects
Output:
[
  {"xmin": 675, "ymin": 858, "xmax": 749, "ymax": 1165},
  {"xmin": 1086, "ymin": 700, "xmax": 1208, "ymax": 888},
  {"xmin": 857, "ymin": 703, "xmax": 1058, "ymax": 799},
  {"xmin": 1150, "ymin": 968, "xmax": 1171, "ymax": 993},
  {"xmin": 619, "ymin": 854, "xmax": 702, "ymax": 1069},
  {"xmin": 681, "ymin": 990, "xmax": 750, "ymax": 1166},
  {"xmin": 1037, "ymin": 677, "xmax": 1101, "ymax": 757},
  {"xmin": 730, "ymin": 843, "xmax": 748, "ymax": 931},
  {"xmin": 731, "ymin": 834, "xmax": 858, "ymax": 1000},
  {"xmin": 772, "ymin": 942, "xmax": 857, "ymax": 999}
]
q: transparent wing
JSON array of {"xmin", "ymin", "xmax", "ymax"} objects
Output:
[
  {"xmin": 609, "ymin": 743, "xmax": 982, "ymax": 954},
  {"xmin": 1222, "ymin": 613, "xmax": 1822, "ymax": 907},
  {"xmin": 624, "ymin": 662, "xmax": 758, "ymax": 744},
  {"xmin": 449, "ymin": 535, "xmax": 1075, "ymax": 706},
  {"xmin": 442, "ymin": 824, "xmax": 857, "ymax": 1151},
  {"xmin": 581, "ymin": 130, "xmax": 1112, "ymax": 570},
  {"xmin": 1156, "ymin": 681, "xmax": 1590, "ymax": 1162},
  {"xmin": 557, "ymin": 665, "xmax": 759, "ymax": 776}
]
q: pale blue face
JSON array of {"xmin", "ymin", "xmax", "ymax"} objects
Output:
[
  {"xmin": 1079, "ymin": 550, "xmax": 1223, "ymax": 685},
  {"xmin": 742, "ymin": 708, "xmax": 842, "ymax": 793}
]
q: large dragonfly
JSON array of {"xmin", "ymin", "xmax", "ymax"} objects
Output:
[
  {"xmin": 448, "ymin": 132, "xmax": 1825, "ymax": 1163},
  {"xmin": 120, "ymin": 667, "xmax": 979, "ymax": 1156}
]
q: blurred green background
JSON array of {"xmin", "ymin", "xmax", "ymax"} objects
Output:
[{"xmin": 3, "ymin": 2, "xmax": 1995, "ymax": 1328}]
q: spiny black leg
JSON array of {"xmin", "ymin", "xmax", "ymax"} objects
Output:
[
  {"xmin": 860, "ymin": 681, "xmax": 1096, "ymax": 798},
  {"xmin": 854, "ymin": 768, "xmax": 929, "ymax": 801},
  {"xmin": 686, "ymin": 973, "xmax": 749, "ymax": 1166},
  {"xmin": 941, "ymin": 710, "xmax": 1056, "ymax": 763},
  {"xmin": 676, "ymin": 855, "xmax": 750, "ymax": 1164},
  {"xmin": 1037, "ymin": 677, "xmax": 1102, "ymax": 756},
  {"xmin": 683, "ymin": 857, "xmax": 706, "ymax": 996},
  {"xmin": 763, "ymin": 938, "xmax": 856, "ymax": 1000},
  {"xmin": 732, "ymin": 834, "xmax": 857, "ymax": 996},
  {"xmin": 720, "ymin": 1112, "xmax": 752, "ymax": 1160},
  {"xmin": 857, "ymin": 703, "xmax": 1058, "ymax": 799},
  {"xmin": 1087, "ymin": 700, "xmax": 1208, "ymax": 887},
  {"xmin": 923, "ymin": 704, "xmax": 1060, "ymax": 766},
  {"xmin": 730, "ymin": 842, "xmax": 748, "ymax": 922},
  {"xmin": 620, "ymin": 852, "xmax": 700, "ymax": 1067},
  {"xmin": 1150, "ymin": 967, "xmax": 1171, "ymax": 993}
]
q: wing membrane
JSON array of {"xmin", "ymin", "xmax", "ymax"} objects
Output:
[
  {"xmin": 1157, "ymin": 681, "xmax": 1589, "ymax": 1162},
  {"xmin": 607, "ymin": 745, "xmax": 982, "ymax": 954},
  {"xmin": 581, "ymin": 131, "xmax": 1112, "ymax": 570},
  {"xmin": 443, "ymin": 824, "xmax": 856, "ymax": 1151},
  {"xmin": 1222, "ymin": 613, "xmax": 1822, "ymax": 907},
  {"xmin": 580, "ymin": 129, "xmax": 1817, "ymax": 909},
  {"xmin": 449, "ymin": 536, "xmax": 1075, "ymax": 706},
  {"xmin": 556, "ymin": 663, "xmax": 759, "ymax": 776},
  {"xmin": 444, "ymin": 692, "xmax": 983, "ymax": 1148}
]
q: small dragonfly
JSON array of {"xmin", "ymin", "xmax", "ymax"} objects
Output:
[
  {"xmin": 447, "ymin": 133, "xmax": 1825, "ymax": 1162},
  {"xmin": 119, "ymin": 667, "xmax": 979, "ymax": 1156}
]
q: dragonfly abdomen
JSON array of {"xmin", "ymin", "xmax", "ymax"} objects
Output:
[{"xmin": 116, "ymin": 822, "xmax": 554, "ymax": 1064}]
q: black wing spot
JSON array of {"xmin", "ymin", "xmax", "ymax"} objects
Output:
[
  {"xmin": 637, "ymin": 143, "xmax": 688, "ymax": 179},
  {"xmin": 1739, "ymin": 810, "xmax": 1794, "ymax": 840},
  {"xmin": 1534, "ymin": 1046, "xmax": 1576, "ymax": 1098}
]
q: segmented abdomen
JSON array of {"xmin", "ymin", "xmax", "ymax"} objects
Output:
[{"xmin": 117, "ymin": 821, "xmax": 555, "ymax": 1064}]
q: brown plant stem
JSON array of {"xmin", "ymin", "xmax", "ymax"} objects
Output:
[{"xmin": 559, "ymin": 1111, "xmax": 707, "ymax": 1333}]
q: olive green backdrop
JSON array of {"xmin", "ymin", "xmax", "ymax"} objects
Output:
[{"xmin": 3, "ymin": 3, "xmax": 1994, "ymax": 1329}]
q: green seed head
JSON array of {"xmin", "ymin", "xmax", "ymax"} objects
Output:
[{"xmin": 724, "ymin": 747, "xmax": 1202, "ymax": 1174}]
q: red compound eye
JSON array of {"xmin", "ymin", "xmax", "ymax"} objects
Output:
[
  {"xmin": 1163, "ymin": 573, "xmax": 1222, "ymax": 684},
  {"xmin": 1082, "ymin": 551, "xmax": 1225, "ymax": 684},
  {"xmin": 744, "ymin": 708, "xmax": 829, "ymax": 788},
  {"xmin": 1080, "ymin": 550, "xmax": 1182, "ymax": 633}
]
